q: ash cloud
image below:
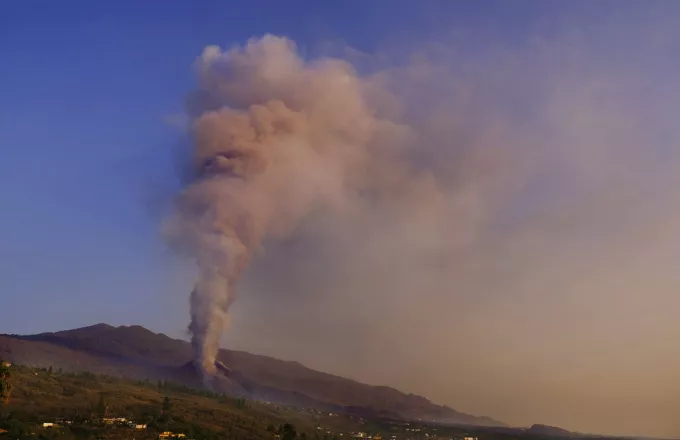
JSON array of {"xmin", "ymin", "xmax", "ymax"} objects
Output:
[
  {"xmin": 164, "ymin": 35, "xmax": 505, "ymax": 384},
  {"xmin": 166, "ymin": 9, "xmax": 680, "ymax": 436}
]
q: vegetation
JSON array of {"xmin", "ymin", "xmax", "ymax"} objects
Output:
[
  {"xmin": 0, "ymin": 363, "xmax": 631, "ymax": 440},
  {"xmin": 0, "ymin": 364, "xmax": 342, "ymax": 440},
  {"xmin": 6, "ymin": 324, "xmax": 501, "ymax": 427},
  {"xmin": 281, "ymin": 423, "xmax": 296, "ymax": 440},
  {"xmin": 0, "ymin": 361, "xmax": 12, "ymax": 403}
]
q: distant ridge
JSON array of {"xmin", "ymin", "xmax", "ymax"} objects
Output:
[
  {"xmin": 527, "ymin": 424, "xmax": 575, "ymax": 437},
  {"xmin": 0, "ymin": 323, "xmax": 504, "ymax": 427}
]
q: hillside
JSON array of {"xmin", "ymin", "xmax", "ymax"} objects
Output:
[
  {"xmin": 0, "ymin": 365, "xmax": 632, "ymax": 440},
  {"xmin": 0, "ymin": 324, "xmax": 503, "ymax": 427},
  {"xmin": 527, "ymin": 424, "xmax": 575, "ymax": 437},
  {"xmin": 0, "ymin": 363, "xmax": 361, "ymax": 440}
]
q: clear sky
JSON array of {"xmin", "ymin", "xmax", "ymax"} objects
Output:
[{"xmin": 2, "ymin": 1, "xmax": 680, "ymax": 437}]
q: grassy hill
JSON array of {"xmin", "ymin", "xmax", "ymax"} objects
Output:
[
  {"xmin": 0, "ymin": 364, "xmax": 632, "ymax": 440},
  {"xmin": 1, "ymin": 324, "xmax": 503, "ymax": 427},
  {"xmin": 0, "ymin": 363, "xmax": 339, "ymax": 440}
]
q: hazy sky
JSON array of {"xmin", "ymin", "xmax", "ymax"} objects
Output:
[{"xmin": 2, "ymin": 1, "xmax": 680, "ymax": 437}]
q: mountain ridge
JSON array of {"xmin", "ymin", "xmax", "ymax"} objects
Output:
[{"xmin": 0, "ymin": 323, "xmax": 504, "ymax": 427}]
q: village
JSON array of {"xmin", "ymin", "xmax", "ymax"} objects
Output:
[
  {"xmin": 33, "ymin": 411, "xmax": 482, "ymax": 440},
  {"xmin": 39, "ymin": 416, "xmax": 190, "ymax": 439}
]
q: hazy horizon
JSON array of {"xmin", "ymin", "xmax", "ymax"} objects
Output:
[
  {"xmin": 3, "ymin": 1, "xmax": 680, "ymax": 437},
  {"xmin": 2, "ymin": 319, "xmax": 674, "ymax": 438}
]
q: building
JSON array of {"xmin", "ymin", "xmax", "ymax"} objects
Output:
[
  {"xmin": 103, "ymin": 417, "xmax": 127, "ymax": 424},
  {"xmin": 159, "ymin": 431, "xmax": 186, "ymax": 439}
]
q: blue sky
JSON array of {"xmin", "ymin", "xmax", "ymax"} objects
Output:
[{"xmin": 0, "ymin": 0, "xmax": 584, "ymax": 336}]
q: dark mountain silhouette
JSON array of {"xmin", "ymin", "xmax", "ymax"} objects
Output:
[
  {"xmin": 0, "ymin": 323, "xmax": 503, "ymax": 427},
  {"xmin": 527, "ymin": 424, "xmax": 575, "ymax": 437}
]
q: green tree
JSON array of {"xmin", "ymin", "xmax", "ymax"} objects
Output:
[
  {"xmin": 1, "ymin": 417, "xmax": 30, "ymax": 438},
  {"xmin": 96, "ymin": 394, "xmax": 107, "ymax": 417},
  {"xmin": 162, "ymin": 396, "xmax": 171, "ymax": 415},
  {"xmin": 282, "ymin": 423, "xmax": 297, "ymax": 440},
  {"xmin": 0, "ymin": 362, "xmax": 12, "ymax": 404}
]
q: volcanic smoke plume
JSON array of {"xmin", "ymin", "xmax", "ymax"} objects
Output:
[
  {"xmin": 158, "ymin": 17, "xmax": 680, "ymax": 436},
  {"xmin": 166, "ymin": 34, "xmax": 502, "ymax": 384},
  {"xmin": 167, "ymin": 35, "xmax": 402, "ymax": 383}
]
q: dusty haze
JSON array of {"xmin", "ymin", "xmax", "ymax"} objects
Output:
[
  {"xmin": 165, "ymin": 35, "xmax": 502, "ymax": 383},
  {"xmin": 166, "ymin": 9, "xmax": 680, "ymax": 438}
]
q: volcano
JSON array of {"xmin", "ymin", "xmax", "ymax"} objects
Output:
[
  {"xmin": 178, "ymin": 360, "xmax": 248, "ymax": 397},
  {"xmin": 0, "ymin": 323, "xmax": 504, "ymax": 427}
]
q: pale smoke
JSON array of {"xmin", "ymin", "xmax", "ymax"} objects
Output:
[
  {"xmin": 164, "ymin": 35, "xmax": 500, "ymax": 382},
  {"xmin": 160, "ymin": 14, "xmax": 680, "ymax": 436},
  {"xmin": 213, "ymin": 22, "xmax": 680, "ymax": 437}
]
